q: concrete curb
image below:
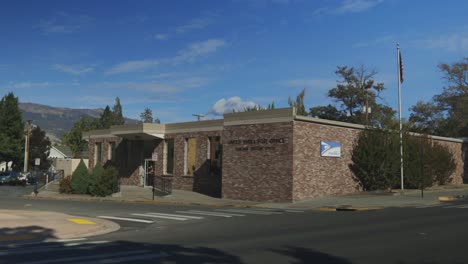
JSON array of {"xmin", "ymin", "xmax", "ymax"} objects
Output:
[
  {"xmin": 438, "ymin": 195, "xmax": 467, "ymax": 202},
  {"xmin": 314, "ymin": 206, "xmax": 384, "ymax": 212},
  {"xmin": 23, "ymin": 194, "xmax": 259, "ymax": 209}
]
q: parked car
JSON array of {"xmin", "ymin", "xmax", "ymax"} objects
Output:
[{"xmin": 0, "ymin": 171, "xmax": 25, "ymax": 186}]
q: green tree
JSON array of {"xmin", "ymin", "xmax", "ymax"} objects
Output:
[
  {"xmin": 62, "ymin": 116, "xmax": 100, "ymax": 158},
  {"xmin": 100, "ymin": 105, "xmax": 114, "ymax": 129},
  {"xmin": 112, "ymin": 97, "xmax": 125, "ymax": 125},
  {"xmin": 71, "ymin": 159, "xmax": 89, "ymax": 194},
  {"xmin": 0, "ymin": 92, "xmax": 24, "ymax": 170},
  {"xmin": 88, "ymin": 162, "xmax": 104, "ymax": 195},
  {"xmin": 27, "ymin": 126, "xmax": 52, "ymax": 170},
  {"xmin": 140, "ymin": 108, "xmax": 153, "ymax": 123},
  {"xmin": 310, "ymin": 104, "xmax": 347, "ymax": 121},
  {"xmin": 288, "ymin": 88, "xmax": 307, "ymax": 116},
  {"xmin": 91, "ymin": 165, "xmax": 119, "ymax": 197},
  {"xmin": 409, "ymin": 58, "xmax": 467, "ymax": 137}
]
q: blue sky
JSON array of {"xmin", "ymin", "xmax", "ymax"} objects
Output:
[{"xmin": 0, "ymin": 0, "xmax": 467, "ymax": 122}]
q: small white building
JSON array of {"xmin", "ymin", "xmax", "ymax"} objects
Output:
[{"xmin": 49, "ymin": 146, "xmax": 88, "ymax": 177}]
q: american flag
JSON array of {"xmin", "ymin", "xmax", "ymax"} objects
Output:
[{"xmin": 399, "ymin": 49, "xmax": 404, "ymax": 83}]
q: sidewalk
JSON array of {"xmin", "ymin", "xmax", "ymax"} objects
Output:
[
  {"xmin": 28, "ymin": 184, "xmax": 468, "ymax": 210},
  {"xmin": 0, "ymin": 210, "xmax": 119, "ymax": 241}
]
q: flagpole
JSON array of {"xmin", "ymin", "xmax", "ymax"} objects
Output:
[{"xmin": 397, "ymin": 43, "xmax": 404, "ymax": 191}]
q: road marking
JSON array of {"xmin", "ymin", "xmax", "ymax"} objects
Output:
[
  {"xmin": 145, "ymin": 212, "xmax": 204, "ymax": 219},
  {"xmin": 65, "ymin": 240, "xmax": 110, "ymax": 247},
  {"xmin": 176, "ymin": 210, "xmax": 244, "ymax": 217},
  {"xmin": 131, "ymin": 213, "xmax": 188, "ymax": 221},
  {"xmin": 216, "ymin": 209, "xmax": 282, "ymax": 215},
  {"xmin": 47, "ymin": 238, "xmax": 87, "ymax": 243},
  {"xmin": 97, "ymin": 216, "xmax": 154, "ymax": 224},
  {"xmin": 17, "ymin": 250, "xmax": 152, "ymax": 264},
  {"xmin": 444, "ymin": 204, "xmax": 468, "ymax": 208},
  {"xmin": 415, "ymin": 205, "xmax": 443, "ymax": 208},
  {"xmin": 67, "ymin": 218, "xmax": 96, "ymax": 225},
  {"xmin": 0, "ymin": 241, "xmax": 112, "ymax": 256}
]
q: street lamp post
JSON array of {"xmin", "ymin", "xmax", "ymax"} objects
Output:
[{"xmin": 23, "ymin": 120, "xmax": 32, "ymax": 173}]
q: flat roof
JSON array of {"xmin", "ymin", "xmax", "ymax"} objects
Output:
[{"xmin": 83, "ymin": 107, "xmax": 467, "ymax": 143}]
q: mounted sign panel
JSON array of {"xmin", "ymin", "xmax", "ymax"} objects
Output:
[{"xmin": 320, "ymin": 141, "xmax": 341, "ymax": 158}]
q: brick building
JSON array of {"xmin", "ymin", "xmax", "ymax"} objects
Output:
[{"xmin": 83, "ymin": 108, "xmax": 467, "ymax": 202}]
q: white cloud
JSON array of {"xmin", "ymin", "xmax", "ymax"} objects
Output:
[
  {"xmin": 7, "ymin": 81, "xmax": 66, "ymax": 89},
  {"xmin": 208, "ymin": 96, "xmax": 258, "ymax": 116},
  {"xmin": 176, "ymin": 18, "xmax": 213, "ymax": 34},
  {"xmin": 53, "ymin": 64, "xmax": 94, "ymax": 75},
  {"xmin": 314, "ymin": 0, "xmax": 383, "ymax": 16},
  {"xmin": 36, "ymin": 12, "xmax": 94, "ymax": 34},
  {"xmin": 415, "ymin": 32, "xmax": 468, "ymax": 52},
  {"xmin": 106, "ymin": 39, "xmax": 226, "ymax": 74},
  {"xmin": 154, "ymin": 34, "xmax": 168, "ymax": 41},
  {"xmin": 172, "ymin": 39, "xmax": 226, "ymax": 64},
  {"xmin": 106, "ymin": 59, "xmax": 159, "ymax": 75}
]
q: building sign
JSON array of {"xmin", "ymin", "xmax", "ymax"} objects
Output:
[
  {"xmin": 320, "ymin": 141, "xmax": 341, "ymax": 157},
  {"xmin": 227, "ymin": 138, "xmax": 288, "ymax": 152}
]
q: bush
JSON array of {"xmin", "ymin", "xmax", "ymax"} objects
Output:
[
  {"xmin": 71, "ymin": 159, "xmax": 89, "ymax": 194},
  {"xmin": 90, "ymin": 165, "xmax": 119, "ymax": 197},
  {"xmin": 59, "ymin": 176, "xmax": 73, "ymax": 194},
  {"xmin": 350, "ymin": 129, "xmax": 400, "ymax": 191},
  {"xmin": 88, "ymin": 163, "xmax": 104, "ymax": 195},
  {"xmin": 351, "ymin": 129, "xmax": 458, "ymax": 191}
]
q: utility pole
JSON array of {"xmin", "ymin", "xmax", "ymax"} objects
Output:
[
  {"xmin": 192, "ymin": 114, "xmax": 204, "ymax": 121},
  {"xmin": 23, "ymin": 120, "xmax": 32, "ymax": 173}
]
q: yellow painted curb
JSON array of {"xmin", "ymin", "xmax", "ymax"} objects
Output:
[
  {"xmin": 438, "ymin": 196, "xmax": 458, "ymax": 202},
  {"xmin": 0, "ymin": 234, "xmax": 37, "ymax": 241},
  {"xmin": 67, "ymin": 218, "xmax": 97, "ymax": 225}
]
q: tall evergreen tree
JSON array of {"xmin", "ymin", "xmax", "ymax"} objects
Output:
[
  {"xmin": 62, "ymin": 116, "xmax": 100, "ymax": 158},
  {"xmin": 288, "ymin": 88, "xmax": 307, "ymax": 116},
  {"xmin": 112, "ymin": 97, "xmax": 125, "ymax": 125},
  {"xmin": 140, "ymin": 108, "xmax": 153, "ymax": 123},
  {"xmin": 0, "ymin": 92, "xmax": 24, "ymax": 170},
  {"xmin": 100, "ymin": 105, "xmax": 114, "ymax": 129},
  {"xmin": 26, "ymin": 126, "xmax": 52, "ymax": 170}
]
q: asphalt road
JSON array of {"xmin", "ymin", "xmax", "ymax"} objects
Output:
[{"xmin": 0, "ymin": 187, "xmax": 467, "ymax": 264}]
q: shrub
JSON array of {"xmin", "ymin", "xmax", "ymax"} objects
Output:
[
  {"xmin": 350, "ymin": 129, "xmax": 400, "ymax": 191},
  {"xmin": 88, "ymin": 163, "xmax": 104, "ymax": 195},
  {"xmin": 71, "ymin": 159, "xmax": 90, "ymax": 194},
  {"xmin": 59, "ymin": 175, "xmax": 73, "ymax": 194},
  {"xmin": 90, "ymin": 165, "xmax": 119, "ymax": 197},
  {"xmin": 432, "ymin": 143, "xmax": 456, "ymax": 185}
]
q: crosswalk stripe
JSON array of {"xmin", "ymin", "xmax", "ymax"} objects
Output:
[
  {"xmin": 145, "ymin": 212, "xmax": 204, "ymax": 219},
  {"xmin": 216, "ymin": 209, "xmax": 282, "ymax": 215},
  {"xmin": 131, "ymin": 213, "xmax": 188, "ymax": 221},
  {"xmin": 176, "ymin": 210, "xmax": 244, "ymax": 217},
  {"xmin": 17, "ymin": 249, "xmax": 152, "ymax": 264},
  {"xmin": 97, "ymin": 216, "xmax": 154, "ymax": 223}
]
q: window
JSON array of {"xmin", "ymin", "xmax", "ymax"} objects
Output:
[
  {"xmin": 164, "ymin": 139, "xmax": 174, "ymax": 175},
  {"xmin": 94, "ymin": 142, "xmax": 102, "ymax": 165},
  {"xmin": 209, "ymin": 137, "xmax": 222, "ymax": 174},
  {"xmin": 185, "ymin": 138, "xmax": 197, "ymax": 175}
]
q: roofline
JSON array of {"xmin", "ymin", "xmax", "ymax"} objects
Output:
[{"xmin": 82, "ymin": 107, "xmax": 468, "ymax": 144}]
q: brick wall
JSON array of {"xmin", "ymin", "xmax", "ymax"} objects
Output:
[
  {"xmin": 293, "ymin": 121, "xmax": 361, "ymax": 201},
  {"xmin": 222, "ymin": 122, "xmax": 294, "ymax": 202},
  {"xmin": 432, "ymin": 140, "xmax": 466, "ymax": 184},
  {"xmin": 162, "ymin": 131, "xmax": 222, "ymax": 197},
  {"xmin": 292, "ymin": 121, "xmax": 466, "ymax": 201}
]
